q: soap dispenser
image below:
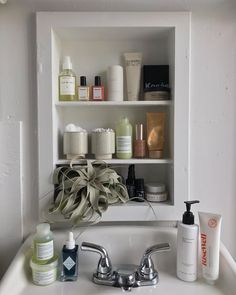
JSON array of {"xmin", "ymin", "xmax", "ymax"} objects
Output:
[
  {"xmin": 60, "ymin": 232, "xmax": 78, "ymax": 281},
  {"xmin": 177, "ymin": 200, "xmax": 200, "ymax": 282}
]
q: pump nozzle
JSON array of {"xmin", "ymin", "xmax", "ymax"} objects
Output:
[{"xmin": 182, "ymin": 200, "xmax": 200, "ymax": 225}]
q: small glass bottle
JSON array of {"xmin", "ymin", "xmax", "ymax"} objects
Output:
[
  {"xmin": 126, "ymin": 164, "xmax": 136, "ymax": 199},
  {"xmin": 59, "ymin": 56, "xmax": 77, "ymax": 101},
  {"xmin": 78, "ymin": 76, "xmax": 90, "ymax": 101},
  {"xmin": 134, "ymin": 178, "xmax": 145, "ymax": 202},
  {"xmin": 60, "ymin": 232, "xmax": 78, "ymax": 281},
  {"xmin": 33, "ymin": 223, "xmax": 54, "ymax": 265},
  {"xmin": 92, "ymin": 76, "xmax": 104, "ymax": 101},
  {"xmin": 134, "ymin": 124, "xmax": 146, "ymax": 158},
  {"xmin": 116, "ymin": 117, "xmax": 132, "ymax": 159}
]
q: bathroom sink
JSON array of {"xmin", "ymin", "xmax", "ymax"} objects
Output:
[{"xmin": 0, "ymin": 223, "xmax": 235, "ymax": 295}]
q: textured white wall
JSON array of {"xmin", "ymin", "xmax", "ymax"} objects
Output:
[{"xmin": 0, "ymin": 0, "xmax": 236, "ymax": 278}]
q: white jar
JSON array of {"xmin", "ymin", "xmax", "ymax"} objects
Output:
[
  {"xmin": 63, "ymin": 131, "xmax": 88, "ymax": 159},
  {"xmin": 30, "ymin": 255, "xmax": 58, "ymax": 286},
  {"xmin": 91, "ymin": 129, "xmax": 115, "ymax": 160},
  {"xmin": 107, "ymin": 65, "xmax": 123, "ymax": 101}
]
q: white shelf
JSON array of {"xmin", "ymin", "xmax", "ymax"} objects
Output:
[
  {"xmin": 56, "ymin": 158, "xmax": 173, "ymax": 165},
  {"xmin": 37, "ymin": 12, "xmax": 190, "ymax": 222},
  {"xmin": 55, "ymin": 101, "xmax": 172, "ymax": 107}
]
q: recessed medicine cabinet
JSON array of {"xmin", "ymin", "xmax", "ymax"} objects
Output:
[{"xmin": 36, "ymin": 12, "xmax": 190, "ymax": 221}]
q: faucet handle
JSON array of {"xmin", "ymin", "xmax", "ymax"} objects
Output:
[
  {"xmin": 138, "ymin": 243, "xmax": 170, "ymax": 281},
  {"xmin": 81, "ymin": 242, "xmax": 112, "ymax": 279}
]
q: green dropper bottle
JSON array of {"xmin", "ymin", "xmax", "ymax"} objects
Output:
[{"xmin": 116, "ymin": 117, "xmax": 132, "ymax": 159}]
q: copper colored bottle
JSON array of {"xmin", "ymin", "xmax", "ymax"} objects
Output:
[{"xmin": 134, "ymin": 124, "xmax": 146, "ymax": 158}]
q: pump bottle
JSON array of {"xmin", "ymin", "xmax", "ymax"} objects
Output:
[
  {"xmin": 177, "ymin": 200, "xmax": 200, "ymax": 282},
  {"xmin": 59, "ymin": 56, "xmax": 76, "ymax": 101}
]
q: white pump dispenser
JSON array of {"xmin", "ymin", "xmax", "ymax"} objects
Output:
[{"xmin": 177, "ymin": 200, "xmax": 200, "ymax": 282}]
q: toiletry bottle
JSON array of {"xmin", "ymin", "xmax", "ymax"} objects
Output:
[
  {"xmin": 78, "ymin": 76, "xmax": 90, "ymax": 101},
  {"xmin": 60, "ymin": 232, "xmax": 78, "ymax": 281},
  {"xmin": 134, "ymin": 124, "xmax": 146, "ymax": 158},
  {"xmin": 59, "ymin": 56, "xmax": 77, "ymax": 101},
  {"xmin": 177, "ymin": 200, "xmax": 200, "ymax": 282},
  {"xmin": 33, "ymin": 223, "xmax": 54, "ymax": 264},
  {"xmin": 92, "ymin": 76, "xmax": 104, "ymax": 101},
  {"xmin": 116, "ymin": 117, "xmax": 132, "ymax": 159},
  {"xmin": 126, "ymin": 164, "xmax": 136, "ymax": 199},
  {"xmin": 134, "ymin": 178, "xmax": 145, "ymax": 202}
]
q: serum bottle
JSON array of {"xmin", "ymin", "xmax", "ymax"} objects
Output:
[
  {"xmin": 177, "ymin": 200, "xmax": 200, "ymax": 282},
  {"xmin": 59, "ymin": 56, "xmax": 76, "ymax": 101},
  {"xmin": 134, "ymin": 124, "xmax": 146, "ymax": 158},
  {"xmin": 60, "ymin": 232, "xmax": 78, "ymax": 281},
  {"xmin": 92, "ymin": 76, "xmax": 104, "ymax": 101},
  {"xmin": 126, "ymin": 164, "xmax": 136, "ymax": 199}
]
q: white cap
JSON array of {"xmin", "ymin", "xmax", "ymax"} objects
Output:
[
  {"xmin": 66, "ymin": 232, "xmax": 75, "ymax": 249},
  {"xmin": 36, "ymin": 223, "xmax": 50, "ymax": 236},
  {"xmin": 63, "ymin": 56, "xmax": 72, "ymax": 70}
]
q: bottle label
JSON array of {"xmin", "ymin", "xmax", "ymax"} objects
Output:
[
  {"xmin": 63, "ymin": 256, "xmax": 76, "ymax": 271},
  {"xmin": 60, "ymin": 76, "xmax": 75, "ymax": 95},
  {"xmin": 32, "ymin": 269, "xmax": 56, "ymax": 285},
  {"xmin": 36, "ymin": 240, "xmax": 54, "ymax": 261},
  {"xmin": 93, "ymin": 87, "xmax": 102, "ymax": 100},
  {"xmin": 79, "ymin": 87, "xmax": 89, "ymax": 100},
  {"xmin": 116, "ymin": 136, "xmax": 132, "ymax": 153}
]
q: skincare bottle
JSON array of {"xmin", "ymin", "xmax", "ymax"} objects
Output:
[
  {"xmin": 92, "ymin": 76, "xmax": 104, "ymax": 101},
  {"xmin": 59, "ymin": 56, "xmax": 76, "ymax": 101},
  {"xmin": 60, "ymin": 232, "xmax": 78, "ymax": 281},
  {"xmin": 126, "ymin": 164, "xmax": 136, "ymax": 199},
  {"xmin": 177, "ymin": 200, "xmax": 200, "ymax": 282},
  {"xmin": 134, "ymin": 124, "xmax": 146, "ymax": 158},
  {"xmin": 134, "ymin": 178, "xmax": 145, "ymax": 202},
  {"xmin": 116, "ymin": 117, "xmax": 132, "ymax": 159},
  {"xmin": 78, "ymin": 76, "xmax": 90, "ymax": 101},
  {"xmin": 33, "ymin": 223, "xmax": 54, "ymax": 264}
]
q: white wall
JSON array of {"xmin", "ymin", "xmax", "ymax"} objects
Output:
[{"xmin": 0, "ymin": 0, "xmax": 236, "ymax": 278}]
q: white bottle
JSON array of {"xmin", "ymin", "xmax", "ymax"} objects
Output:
[
  {"xmin": 107, "ymin": 65, "xmax": 123, "ymax": 101},
  {"xmin": 177, "ymin": 200, "xmax": 200, "ymax": 282}
]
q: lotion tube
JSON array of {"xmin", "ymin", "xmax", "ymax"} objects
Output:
[
  {"xmin": 124, "ymin": 52, "xmax": 142, "ymax": 101},
  {"xmin": 198, "ymin": 211, "xmax": 222, "ymax": 284}
]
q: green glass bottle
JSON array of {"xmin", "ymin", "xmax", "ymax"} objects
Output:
[
  {"xmin": 116, "ymin": 117, "xmax": 133, "ymax": 159},
  {"xmin": 59, "ymin": 56, "xmax": 77, "ymax": 101}
]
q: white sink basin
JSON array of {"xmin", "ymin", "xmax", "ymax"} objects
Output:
[{"xmin": 0, "ymin": 223, "xmax": 235, "ymax": 294}]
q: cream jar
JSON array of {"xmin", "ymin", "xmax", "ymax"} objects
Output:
[
  {"xmin": 30, "ymin": 255, "xmax": 58, "ymax": 286},
  {"xmin": 63, "ymin": 124, "xmax": 88, "ymax": 159},
  {"xmin": 91, "ymin": 128, "xmax": 115, "ymax": 160},
  {"xmin": 145, "ymin": 183, "xmax": 167, "ymax": 202}
]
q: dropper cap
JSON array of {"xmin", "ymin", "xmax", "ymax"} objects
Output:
[
  {"xmin": 65, "ymin": 232, "xmax": 75, "ymax": 250},
  {"xmin": 182, "ymin": 200, "xmax": 200, "ymax": 225},
  {"xmin": 127, "ymin": 164, "xmax": 135, "ymax": 181},
  {"xmin": 135, "ymin": 124, "xmax": 144, "ymax": 140}
]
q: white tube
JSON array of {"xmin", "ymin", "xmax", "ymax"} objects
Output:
[
  {"xmin": 124, "ymin": 52, "xmax": 142, "ymax": 101},
  {"xmin": 198, "ymin": 211, "xmax": 222, "ymax": 284}
]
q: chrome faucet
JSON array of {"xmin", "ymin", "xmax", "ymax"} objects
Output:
[{"xmin": 81, "ymin": 241, "xmax": 170, "ymax": 290}]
